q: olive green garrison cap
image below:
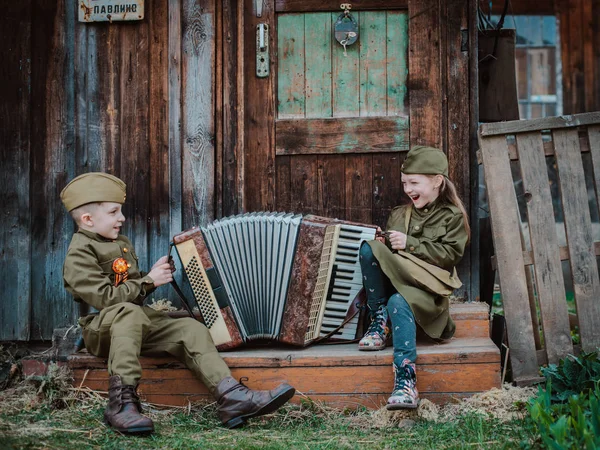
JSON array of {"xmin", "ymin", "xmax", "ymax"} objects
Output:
[
  {"xmin": 60, "ymin": 172, "xmax": 127, "ymax": 212},
  {"xmin": 401, "ymin": 145, "xmax": 449, "ymax": 177}
]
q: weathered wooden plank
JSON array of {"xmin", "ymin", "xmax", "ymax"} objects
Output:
[
  {"xmin": 76, "ymin": 363, "xmax": 499, "ymax": 396},
  {"xmin": 275, "ymin": 155, "xmax": 292, "ymax": 212},
  {"xmin": 445, "ymin": 0, "xmax": 471, "ymax": 300},
  {"xmin": 277, "ymin": 13, "xmax": 305, "ymax": 119},
  {"xmin": 480, "ymin": 112, "xmax": 600, "ymax": 136},
  {"xmin": 244, "ymin": 0, "xmax": 275, "ymax": 211},
  {"xmin": 215, "ymin": 0, "xmax": 223, "ymax": 218},
  {"xmin": 359, "ymin": 11, "xmax": 386, "ymax": 117},
  {"xmin": 222, "ymin": 0, "xmax": 244, "ymax": 216},
  {"xmin": 479, "ymin": 134, "xmax": 539, "ymax": 382},
  {"xmin": 276, "ymin": 117, "xmax": 409, "ymax": 155},
  {"xmin": 96, "ymin": 23, "xmax": 121, "ymax": 173},
  {"xmin": 300, "ymin": 13, "xmax": 332, "ymax": 215},
  {"xmin": 557, "ymin": 0, "xmax": 572, "ymax": 114},
  {"xmin": 589, "ymin": 126, "xmax": 600, "ymax": 213},
  {"xmin": 468, "ymin": 0, "xmax": 479, "ymax": 304},
  {"xmin": 304, "ymin": 13, "xmax": 332, "ymax": 118},
  {"xmin": 318, "ymin": 155, "xmax": 345, "ymax": 219},
  {"xmin": 83, "ymin": 25, "xmax": 102, "ymax": 172},
  {"xmin": 290, "ymin": 156, "xmax": 319, "ymax": 214},
  {"xmin": 553, "ymin": 128, "xmax": 600, "ymax": 352},
  {"xmin": 120, "ymin": 17, "xmax": 150, "ymax": 270},
  {"xmin": 331, "ymin": 11, "xmax": 359, "ymax": 118},
  {"xmin": 386, "ymin": 11, "xmax": 408, "ymax": 116},
  {"xmin": 182, "ymin": 0, "xmax": 216, "ymax": 227},
  {"xmin": 168, "ymin": 0, "xmax": 183, "ymax": 238},
  {"xmin": 372, "ymin": 153, "xmax": 402, "ymax": 229},
  {"xmin": 594, "ymin": 0, "xmax": 600, "ymax": 112},
  {"xmin": 275, "ymin": 0, "xmax": 407, "ymax": 12},
  {"xmin": 568, "ymin": 0, "xmax": 585, "ymax": 114},
  {"xmin": 69, "ymin": 337, "xmax": 499, "ymax": 368},
  {"xmin": 30, "ymin": 0, "xmax": 77, "ymax": 339},
  {"xmin": 516, "ymin": 132, "xmax": 572, "ymax": 363},
  {"xmin": 582, "ymin": 0, "xmax": 595, "ymax": 112},
  {"xmin": 408, "ymin": 0, "xmax": 441, "ymax": 147},
  {"xmin": 345, "ymin": 155, "xmax": 372, "ymax": 224},
  {"xmin": 0, "ymin": 0, "xmax": 32, "ymax": 340},
  {"xmin": 148, "ymin": 0, "xmax": 171, "ymax": 267}
]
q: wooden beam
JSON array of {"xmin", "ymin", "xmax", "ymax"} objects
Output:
[
  {"xmin": 491, "ymin": 241, "xmax": 600, "ymax": 269},
  {"xmin": 276, "ymin": 117, "xmax": 409, "ymax": 155},
  {"xmin": 244, "ymin": 0, "xmax": 276, "ymax": 211},
  {"xmin": 275, "ymin": 0, "xmax": 407, "ymax": 13},
  {"xmin": 489, "ymin": 0, "xmax": 555, "ymax": 15},
  {"xmin": 479, "ymin": 111, "xmax": 600, "ymax": 136}
]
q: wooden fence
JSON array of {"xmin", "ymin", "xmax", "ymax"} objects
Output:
[{"xmin": 479, "ymin": 111, "xmax": 600, "ymax": 385}]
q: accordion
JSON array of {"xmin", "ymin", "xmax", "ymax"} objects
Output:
[{"xmin": 171, "ymin": 212, "xmax": 377, "ymax": 350}]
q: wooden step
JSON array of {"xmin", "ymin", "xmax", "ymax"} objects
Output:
[
  {"xmin": 449, "ymin": 302, "xmax": 490, "ymax": 338},
  {"xmin": 69, "ymin": 302, "xmax": 499, "ymax": 409}
]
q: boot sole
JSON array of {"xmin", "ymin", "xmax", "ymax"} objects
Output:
[
  {"xmin": 386, "ymin": 402, "xmax": 418, "ymax": 411},
  {"xmin": 103, "ymin": 417, "xmax": 155, "ymax": 435},
  {"xmin": 224, "ymin": 385, "xmax": 296, "ymax": 429},
  {"xmin": 358, "ymin": 344, "xmax": 386, "ymax": 351}
]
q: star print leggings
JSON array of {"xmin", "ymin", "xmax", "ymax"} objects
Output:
[{"xmin": 359, "ymin": 242, "xmax": 417, "ymax": 366}]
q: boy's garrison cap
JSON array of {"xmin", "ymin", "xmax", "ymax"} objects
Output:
[
  {"xmin": 60, "ymin": 172, "xmax": 127, "ymax": 212},
  {"xmin": 401, "ymin": 145, "xmax": 449, "ymax": 177}
]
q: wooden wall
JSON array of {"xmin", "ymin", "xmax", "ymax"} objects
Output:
[
  {"xmin": 2, "ymin": 0, "xmax": 550, "ymax": 341},
  {"xmin": 0, "ymin": 0, "xmax": 219, "ymax": 340}
]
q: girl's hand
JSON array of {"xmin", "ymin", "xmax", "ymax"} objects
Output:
[
  {"xmin": 375, "ymin": 227, "xmax": 385, "ymax": 243},
  {"xmin": 388, "ymin": 231, "xmax": 407, "ymax": 251}
]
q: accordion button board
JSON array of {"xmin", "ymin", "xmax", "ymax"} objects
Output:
[{"xmin": 172, "ymin": 212, "xmax": 377, "ymax": 350}]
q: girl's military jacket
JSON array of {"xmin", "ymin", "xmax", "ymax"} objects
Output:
[
  {"xmin": 63, "ymin": 229, "xmax": 156, "ymax": 311},
  {"xmin": 366, "ymin": 200, "xmax": 468, "ymax": 340}
]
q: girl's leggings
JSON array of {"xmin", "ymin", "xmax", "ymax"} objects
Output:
[{"xmin": 359, "ymin": 243, "xmax": 417, "ymax": 365}]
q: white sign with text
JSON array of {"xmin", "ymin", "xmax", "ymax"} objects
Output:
[{"xmin": 79, "ymin": 0, "xmax": 144, "ymax": 22}]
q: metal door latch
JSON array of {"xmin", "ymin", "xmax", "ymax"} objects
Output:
[{"xmin": 256, "ymin": 23, "xmax": 269, "ymax": 78}]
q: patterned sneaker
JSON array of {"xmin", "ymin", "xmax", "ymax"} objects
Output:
[
  {"xmin": 358, "ymin": 304, "xmax": 390, "ymax": 351},
  {"xmin": 386, "ymin": 359, "xmax": 419, "ymax": 410}
]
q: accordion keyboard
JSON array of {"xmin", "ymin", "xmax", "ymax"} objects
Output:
[{"xmin": 306, "ymin": 224, "xmax": 376, "ymax": 342}]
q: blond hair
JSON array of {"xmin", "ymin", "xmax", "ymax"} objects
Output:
[
  {"xmin": 70, "ymin": 202, "xmax": 100, "ymax": 227},
  {"xmin": 437, "ymin": 176, "xmax": 471, "ymax": 242}
]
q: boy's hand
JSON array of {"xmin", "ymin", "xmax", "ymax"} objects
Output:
[
  {"xmin": 388, "ymin": 231, "xmax": 407, "ymax": 251},
  {"xmin": 148, "ymin": 256, "xmax": 174, "ymax": 287}
]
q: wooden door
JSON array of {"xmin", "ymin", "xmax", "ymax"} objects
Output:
[{"xmin": 244, "ymin": 0, "xmax": 409, "ymax": 227}]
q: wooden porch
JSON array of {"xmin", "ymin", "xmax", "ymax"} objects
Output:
[{"xmin": 65, "ymin": 303, "xmax": 499, "ymax": 408}]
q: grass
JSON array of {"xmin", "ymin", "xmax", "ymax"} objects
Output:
[
  {"xmin": 0, "ymin": 369, "xmax": 542, "ymax": 450},
  {"xmin": 0, "ymin": 402, "xmax": 540, "ymax": 450}
]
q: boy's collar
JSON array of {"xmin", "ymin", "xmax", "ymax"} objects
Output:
[{"xmin": 78, "ymin": 228, "xmax": 116, "ymax": 242}]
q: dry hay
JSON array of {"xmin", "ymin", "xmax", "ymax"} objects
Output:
[
  {"xmin": 438, "ymin": 383, "xmax": 537, "ymax": 422},
  {"xmin": 147, "ymin": 298, "xmax": 180, "ymax": 312},
  {"xmin": 346, "ymin": 384, "xmax": 536, "ymax": 429}
]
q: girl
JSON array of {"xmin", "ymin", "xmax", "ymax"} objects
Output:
[{"xmin": 358, "ymin": 145, "xmax": 470, "ymax": 409}]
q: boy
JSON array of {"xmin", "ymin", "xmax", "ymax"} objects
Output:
[{"xmin": 61, "ymin": 172, "xmax": 295, "ymax": 434}]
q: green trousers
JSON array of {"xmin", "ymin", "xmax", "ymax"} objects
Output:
[{"xmin": 79, "ymin": 302, "xmax": 231, "ymax": 390}]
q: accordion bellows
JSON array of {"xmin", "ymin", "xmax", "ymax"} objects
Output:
[{"xmin": 172, "ymin": 212, "xmax": 376, "ymax": 350}]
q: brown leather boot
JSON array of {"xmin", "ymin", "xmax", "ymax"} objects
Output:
[
  {"xmin": 214, "ymin": 377, "xmax": 295, "ymax": 428},
  {"xmin": 104, "ymin": 375, "xmax": 154, "ymax": 435}
]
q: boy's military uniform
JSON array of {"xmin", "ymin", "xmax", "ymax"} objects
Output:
[{"xmin": 61, "ymin": 173, "xmax": 295, "ymax": 434}]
